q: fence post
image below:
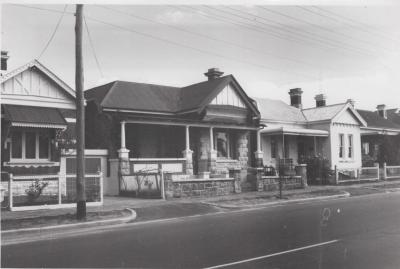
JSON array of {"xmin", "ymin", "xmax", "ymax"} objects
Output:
[
  {"xmin": 334, "ymin": 165, "xmax": 338, "ymax": 185},
  {"xmin": 58, "ymin": 173, "xmax": 62, "ymax": 204},
  {"xmin": 99, "ymin": 172, "xmax": 104, "ymax": 203},
  {"xmin": 160, "ymin": 167, "xmax": 165, "ymax": 200},
  {"xmin": 383, "ymin": 162, "xmax": 387, "ymax": 180},
  {"xmin": 9, "ymin": 173, "xmax": 13, "ymax": 210},
  {"xmin": 375, "ymin": 163, "xmax": 380, "ymax": 180}
]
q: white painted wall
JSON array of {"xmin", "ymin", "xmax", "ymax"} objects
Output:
[
  {"xmin": 329, "ymin": 123, "xmax": 362, "ymax": 170},
  {"xmin": 1, "ymin": 68, "xmax": 75, "ymax": 109}
]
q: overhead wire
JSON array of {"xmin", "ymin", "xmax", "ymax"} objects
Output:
[
  {"xmin": 38, "ymin": 4, "xmax": 68, "ymax": 59},
  {"xmin": 97, "ymin": 5, "xmax": 333, "ymax": 72},
  {"xmin": 84, "ymin": 15, "xmax": 104, "ymax": 77}
]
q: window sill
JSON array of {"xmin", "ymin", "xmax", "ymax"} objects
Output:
[
  {"xmin": 339, "ymin": 159, "xmax": 355, "ymax": 163},
  {"xmin": 4, "ymin": 161, "xmax": 60, "ymax": 168}
]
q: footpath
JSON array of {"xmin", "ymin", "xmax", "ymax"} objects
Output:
[{"xmin": 2, "ymin": 179, "xmax": 400, "ymax": 245}]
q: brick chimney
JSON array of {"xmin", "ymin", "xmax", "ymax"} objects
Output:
[
  {"xmin": 315, "ymin": 94, "xmax": 327, "ymax": 107},
  {"xmin": 376, "ymin": 104, "xmax": 387, "ymax": 119},
  {"xmin": 288, "ymin": 88, "xmax": 303, "ymax": 109},
  {"xmin": 204, "ymin": 68, "xmax": 224, "ymax": 81},
  {"xmin": 1, "ymin": 51, "xmax": 9, "ymax": 73}
]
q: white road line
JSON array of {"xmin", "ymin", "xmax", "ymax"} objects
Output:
[{"xmin": 203, "ymin": 239, "xmax": 340, "ymax": 269}]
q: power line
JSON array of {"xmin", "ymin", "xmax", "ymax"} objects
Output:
[
  {"xmin": 296, "ymin": 6, "xmax": 397, "ymax": 53},
  {"xmin": 256, "ymin": 6, "xmax": 379, "ymax": 58},
  {"xmin": 38, "ymin": 5, "xmax": 68, "ymax": 59},
  {"xmin": 312, "ymin": 6, "xmax": 400, "ymax": 44},
  {"xmin": 84, "ymin": 15, "xmax": 104, "ymax": 77},
  {"xmin": 203, "ymin": 5, "xmax": 376, "ymax": 59},
  {"xmin": 97, "ymin": 5, "xmax": 333, "ymax": 72},
  {"xmin": 84, "ymin": 14, "xmax": 317, "ymax": 80}
]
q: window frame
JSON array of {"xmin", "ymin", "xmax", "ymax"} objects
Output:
[
  {"xmin": 339, "ymin": 133, "xmax": 345, "ymax": 159},
  {"xmin": 214, "ymin": 131, "xmax": 232, "ymax": 159},
  {"xmin": 348, "ymin": 134, "xmax": 354, "ymax": 159},
  {"xmin": 10, "ymin": 130, "xmax": 51, "ymax": 162},
  {"xmin": 271, "ymin": 138, "xmax": 277, "ymax": 159}
]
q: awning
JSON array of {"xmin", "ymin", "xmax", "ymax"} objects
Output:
[
  {"xmin": 3, "ymin": 105, "xmax": 67, "ymax": 129},
  {"xmin": 261, "ymin": 127, "xmax": 329, "ymax": 137}
]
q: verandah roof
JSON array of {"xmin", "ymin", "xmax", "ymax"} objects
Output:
[
  {"xmin": 3, "ymin": 104, "xmax": 67, "ymax": 129},
  {"xmin": 261, "ymin": 127, "xmax": 329, "ymax": 137}
]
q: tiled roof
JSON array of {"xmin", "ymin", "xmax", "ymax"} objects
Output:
[
  {"xmin": 387, "ymin": 108, "xmax": 400, "ymax": 125},
  {"xmin": 85, "ymin": 75, "xmax": 258, "ymax": 115},
  {"xmin": 357, "ymin": 109, "xmax": 400, "ymax": 129},
  {"xmin": 255, "ymin": 98, "xmax": 306, "ymax": 122},
  {"xmin": 302, "ymin": 103, "xmax": 346, "ymax": 122}
]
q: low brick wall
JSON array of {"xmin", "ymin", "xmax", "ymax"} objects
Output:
[
  {"xmin": 165, "ymin": 178, "xmax": 235, "ymax": 198},
  {"xmin": 257, "ymin": 176, "xmax": 303, "ymax": 191}
]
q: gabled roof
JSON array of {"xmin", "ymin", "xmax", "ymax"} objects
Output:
[
  {"xmin": 358, "ymin": 109, "xmax": 400, "ymax": 130},
  {"xmin": 0, "ymin": 59, "xmax": 75, "ymax": 98},
  {"xmin": 302, "ymin": 103, "xmax": 346, "ymax": 122},
  {"xmin": 255, "ymin": 97, "xmax": 307, "ymax": 123},
  {"xmin": 85, "ymin": 75, "xmax": 259, "ymax": 116},
  {"xmin": 302, "ymin": 102, "xmax": 366, "ymax": 126}
]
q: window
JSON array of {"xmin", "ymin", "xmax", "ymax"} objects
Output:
[
  {"xmin": 339, "ymin": 134, "xmax": 344, "ymax": 158},
  {"xmin": 10, "ymin": 130, "xmax": 51, "ymax": 161},
  {"xmin": 215, "ymin": 132, "xmax": 230, "ymax": 158},
  {"xmin": 348, "ymin": 135, "xmax": 353, "ymax": 158},
  {"xmin": 362, "ymin": 142, "xmax": 370, "ymax": 155},
  {"xmin": 271, "ymin": 138, "xmax": 277, "ymax": 159}
]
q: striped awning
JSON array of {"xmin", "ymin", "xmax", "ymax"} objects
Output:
[{"xmin": 3, "ymin": 105, "xmax": 67, "ymax": 129}]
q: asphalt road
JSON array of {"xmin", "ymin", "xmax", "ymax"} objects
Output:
[{"xmin": 2, "ymin": 192, "xmax": 400, "ymax": 268}]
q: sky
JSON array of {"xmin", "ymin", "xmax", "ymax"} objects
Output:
[{"xmin": 2, "ymin": 1, "xmax": 400, "ymax": 110}]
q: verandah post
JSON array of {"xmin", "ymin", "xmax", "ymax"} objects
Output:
[{"xmin": 9, "ymin": 173, "xmax": 13, "ymax": 210}]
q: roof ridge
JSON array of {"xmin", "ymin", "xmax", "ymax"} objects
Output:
[{"xmin": 302, "ymin": 102, "xmax": 347, "ymax": 111}]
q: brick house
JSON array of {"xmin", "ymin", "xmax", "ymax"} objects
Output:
[{"xmin": 84, "ymin": 68, "xmax": 262, "ymax": 197}]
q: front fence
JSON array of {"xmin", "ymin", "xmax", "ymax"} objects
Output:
[
  {"xmin": 384, "ymin": 164, "xmax": 400, "ymax": 180},
  {"xmin": 6, "ymin": 172, "xmax": 103, "ymax": 211},
  {"xmin": 335, "ymin": 165, "xmax": 379, "ymax": 184}
]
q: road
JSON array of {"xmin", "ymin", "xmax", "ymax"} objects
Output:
[{"xmin": 2, "ymin": 192, "xmax": 400, "ymax": 268}]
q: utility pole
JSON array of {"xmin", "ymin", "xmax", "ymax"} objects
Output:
[{"xmin": 75, "ymin": 4, "xmax": 86, "ymax": 220}]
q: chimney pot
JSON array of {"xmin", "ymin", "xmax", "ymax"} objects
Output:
[
  {"xmin": 376, "ymin": 104, "xmax": 387, "ymax": 119},
  {"xmin": 315, "ymin": 94, "xmax": 327, "ymax": 107},
  {"xmin": 288, "ymin": 88, "xmax": 303, "ymax": 109},
  {"xmin": 347, "ymin": 99, "xmax": 355, "ymax": 107},
  {"xmin": 1, "ymin": 51, "xmax": 9, "ymax": 72},
  {"xmin": 204, "ymin": 68, "xmax": 224, "ymax": 81}
]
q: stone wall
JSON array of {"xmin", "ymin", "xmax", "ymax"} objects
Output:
[
  {"xmin": 164, "ymin": 178, "xmax": 235, "ymax": 198},
  {"xmin": 257, "ymin": 176, "xmax": 303, "ymax": 191}
]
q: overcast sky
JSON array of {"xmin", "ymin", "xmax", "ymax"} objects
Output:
[{"xmin": 2, "ymin": 2, "xmax": 400, "ymax": 110}]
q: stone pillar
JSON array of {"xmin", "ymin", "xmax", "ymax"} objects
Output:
[
  {"xmin": 237, "ymin": 131, "xmax": 249, "ymax": 169},
  {"xmin": 254, "ymin": 129, "xmax": 264, "ymax": 167},
  {"xmin": 295, "ymin": 164, "xmax": 308, "ymax": 188},
  {"xmin": 233, "ymin": 168, "xmax": 242, "ymax": 193},
  {"xmin": 256, "ymin": 167, "xmax": 264, "ymax": 192},
  {"xmin": 182, "ymin": 125, "xmax": 193, "ymax": 175},
  {"xmin": 208, "ymin": 127, "xmax": 217, "ymax": 174},
  {"xmin": 118, "ymin": 121, "xmax": 130, "ymax": 159},
  {"xmin": 198, "ymin": 129, "xmax": 210, "ymax": 174}
]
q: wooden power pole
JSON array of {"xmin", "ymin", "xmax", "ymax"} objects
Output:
[{"xmin": 75, "ymin": 4, "xmax": 86, "ymax": 220}]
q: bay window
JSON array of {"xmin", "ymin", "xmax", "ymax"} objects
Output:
[{"xmin": 10, "ymin": 129, "xmax": 51, "ymax": 161}]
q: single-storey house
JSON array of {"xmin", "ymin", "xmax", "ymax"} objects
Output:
[
  {"xmin": 1, "ymin": 56, "xmax": 77, "ymax": 176},
  {"xmin": 357, "ymin": 105, "xmax": 400, "ymax": 166},
  {"xmin": 84, "ymin": 68, "xmax": 262, "ymax": 197},
  {"xmin": 255, "ymin": 89, "xmax": 367, "ymax": 177}
]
